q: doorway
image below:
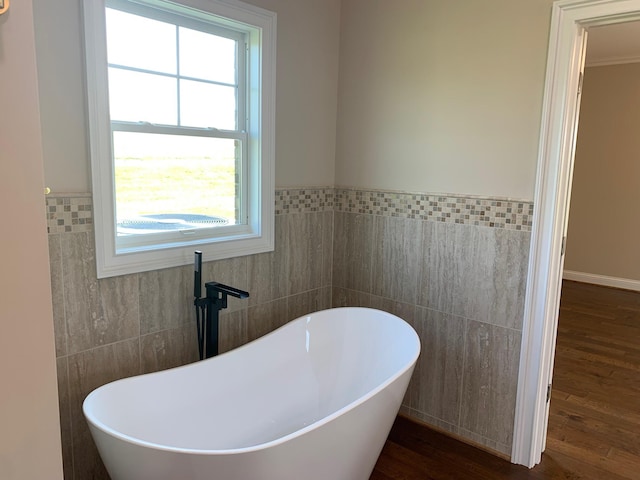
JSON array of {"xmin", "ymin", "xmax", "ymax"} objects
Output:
[
  {"xmin": 512, "ymin": 0, "xmax": 640, "ymax": 468},
  {"xmin": 563, "ymin": 21, "xmax": 640, "ymax": 292},
  {"xmin": 546, "ymin": 23, "xmax": 640, "ymax": 475}
]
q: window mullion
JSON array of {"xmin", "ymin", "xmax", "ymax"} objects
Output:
[
  {"xmin": 175, "ymin": 25, "xmax": 181, "ymax": 126},
  {"xmin": 108, "ymin": 63, "xmax": 237, "ymax": 89},
  {"xmin": 111, "ymin": 120, "xmax": 245, "ymax": 139}
]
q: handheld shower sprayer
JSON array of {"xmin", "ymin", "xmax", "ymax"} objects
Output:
[
  {"xmin": 194, "ymin": 251, "xmax": 204, "ymax": 360},
  {"xmin": 194, "ymin": 251, "xmax": 202, "ymax": 299}
]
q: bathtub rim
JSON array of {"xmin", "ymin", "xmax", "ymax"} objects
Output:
[{"xmin": 83, "ymin": 307, "xmax": 420, "ymax": 456}]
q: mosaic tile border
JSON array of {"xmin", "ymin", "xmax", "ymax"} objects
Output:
[
  {"xmin": 334, "ymin": 188, "xmax": 534, "ymax": 231},
  {"xmin": 46, "ymin": 187, "xmax": 534, "ymax": 233},
  {"xmin": 46, "ymin": 194, "xmax": 93, "ymax": 234},
  {"xmin": 275, "ymin": 187, "xmax": 334, "ymax": 215}
]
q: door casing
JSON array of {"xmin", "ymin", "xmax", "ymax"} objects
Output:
[{"xmin": 512, "ymin": 0, "xmax": 640, "ymax": 468}]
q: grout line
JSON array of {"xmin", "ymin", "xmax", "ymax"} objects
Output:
[
  {"xmin": 458, "ymin": 317, "xmax": 468, "ymax": 433},
  {"xmin": 62, "ymin": 356, "xmax": 76, "ymax": 480}
]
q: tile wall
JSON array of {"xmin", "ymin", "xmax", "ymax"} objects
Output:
[
  {"xmin": 48, "ymin": 189, "xmax": 333, "ymax": 480},
  {"xmin": 47, "ymin": 186, "xmax": 532, "ymax": 478},
  {"xmin": 332, "ymin": 187, "xmax": 532, "ymax": 456}
]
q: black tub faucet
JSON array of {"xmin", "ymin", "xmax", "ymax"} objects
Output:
[{"xmin": 193, "ymin": 251, "xmax": 249, "ymax": 360}]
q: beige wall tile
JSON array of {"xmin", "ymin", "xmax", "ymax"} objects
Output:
[
  {"xmin": 141, "ymin": 324, "xmax": 199, "ymax": 374},
  {"xmin": 219, "ymin": 309, "xmax": 249, "ymax": 354},
  {"xmin": 321, "ymin": 211, "xmax": 334, "ymax": 287},
  {"xmin": 56, "ymin": 357, "xmax": 73, "ymax": 480},
  {"xmin": 247, "ymin": 297, "xmax": 289, "ymax": 342},
  {"xmin": 67, "ymin": 339, "xmax": 140, "ymax": 480},
  {"xmin": 406, "ymin": 307, "xmax": 466, "ymax": 426},
  {"xmin": 399, "ymin": 407, "xmax": 459, "ymax": 438},
  {"xmin": 331, "ymin": 286, "xmax": 371, "ymax": 308},
  {"xmin": 139, "ymin": 265, "xmax": 192, "ymax": 335},
  {"xmin": 288, "ymin": 287, "xmax": 332, "ymax": 321},
  {"xmin": 248, "ymin": 215, "xmax": 288, "ymax": 305},
  {"xmin": 458, "ymin": 427, "xmax": 511, "ymax": 457},
  {"xmin": 332, "ymin": 212, "xmax": 373, "ymax": 292},
  {"xmin": 460, "ymin": 320, "xmax": 521, "ymax": 450},
  {"xmin": 369, "ymin": 295, "xmax": 416, "ymax": 324},
  {"xmin": 418, "ymin": 221, "xmax": 456, "ymax": 313},
  {"xmin": 61, "ymin": 232, "xmax": 139, "ymax": 354},
  {"xmin": 287, "ymin": 212, "xmax": 324, "ymax": 295},
  {"xmin": 418, "ymin": 223, "xmax": 530, "ymax": 330},
  {"xmin": 372, "ymin": 216, "xmax": 423, "ymax": 304},
  {"xmin": 453, "ymin": 226, "xmax": 530, "ymax": 330},
  {"xmin": 49, "ymin": 234, "xmax": 67, "ymax": 357}
]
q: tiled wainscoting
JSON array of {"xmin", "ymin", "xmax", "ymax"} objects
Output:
[
  {"xmin": 48, "ymin": 189, "xmax": 334, "ymax": 480},
  {"xmin": 332, "ymin": 188, "xmax": 532, "ymax": 456},
  {"xmin": 47, "ymin": 187, "xmax": 532, "ymax": 479}
]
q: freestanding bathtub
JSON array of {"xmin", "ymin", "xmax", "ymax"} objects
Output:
[{"xmin": 83, "ymin": 307, "xmax": 420, "ymax": 480}]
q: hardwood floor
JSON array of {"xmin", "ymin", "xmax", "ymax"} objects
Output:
[
  {"xmin": 546, "ymin": 281, "xmax": 640, "ymax": 479},
  {"xmin": 371, "ymin": 281, "xmax": 640, "ymax": 479}
]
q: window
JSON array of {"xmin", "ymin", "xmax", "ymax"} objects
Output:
[{"xmin": 83, "ymin": 0, "xmax": 276, "ymax": 278}]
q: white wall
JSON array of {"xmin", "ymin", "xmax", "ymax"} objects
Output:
[
  {"xmin": 33, "ymin": 0, "xmax": 341, "ymax": 191},
  {"xmin": 247, "ymin": 0, "xmax": 341, "ymax": 187},
  {"xmin": 33, "ymin": 0, "xmax": 89, "ymax": 193},
  {"xmin": 36, "ymin": 0, "xmax": 555, "ymax": 199},
  {"xmin": 565, "ymin": 63, "xmax": 640, "ymax": 283},
  {"xmin": 335, "ymin": 0, "xmax": 554, "ymax": 200},
  {"xmin": 0, "ymin": 1, "xmax": 64, "ymax": 478}
]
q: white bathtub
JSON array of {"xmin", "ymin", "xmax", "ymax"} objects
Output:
[{"xmin": 83, "ymin": 307, "xmax": 420, "ymax": 480}]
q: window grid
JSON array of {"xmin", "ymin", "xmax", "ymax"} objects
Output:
[
  {"xmin": 106, "ymin": 9, "xmax": 242, "ymax": 130},
  {"xmin": 84, "ymin": 0, "xmax": 276, "ymax": 278},
  {"xmin": 106, "ymin": 2, "xmax": 248, "ymax": 238}
]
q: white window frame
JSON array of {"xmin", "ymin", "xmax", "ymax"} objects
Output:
[{"xmin": 83, "ymin": 0, "xmax": 276, "ymax": 278}]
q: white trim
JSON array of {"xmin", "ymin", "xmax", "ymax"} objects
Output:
[
  {"xmin": 82, "ymin": 0, "xmax": 276, "ymax": 278},
  {"xmin": 512, "ymin": 0, "xmax": 640, "ymax": 468},
  {"xmin": 563, "ymin": 270, "xmax": 640, "ymax": 291}
]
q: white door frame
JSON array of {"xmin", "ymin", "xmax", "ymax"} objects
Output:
[{"xmin": 511, "ymin": 0, "xmax": 640, "ymax": 468}]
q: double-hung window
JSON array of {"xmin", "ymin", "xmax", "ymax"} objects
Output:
[{"xmin": 83, "ymin": 0, "xmax": 276, "ymax": 278}]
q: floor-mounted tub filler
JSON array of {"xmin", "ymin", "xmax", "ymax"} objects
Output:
[{"xmin": 83, "ymin": 307, "xmax": 421, "ymax": 480}]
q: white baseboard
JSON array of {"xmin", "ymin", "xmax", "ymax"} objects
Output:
[{"xmin": 562, "ymin": 270, "xmax": 640, "ymax": 292}]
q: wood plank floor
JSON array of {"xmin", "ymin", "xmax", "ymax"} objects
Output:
[{"xmin": 371, "ymin": 280, "xmax": 640, "ymax": 479}]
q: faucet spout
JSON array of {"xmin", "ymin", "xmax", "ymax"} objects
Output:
[{"xmin": 205, "ymin": 282, "xmax": 250, "ymax": 299}]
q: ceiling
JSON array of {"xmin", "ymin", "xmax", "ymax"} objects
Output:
[{"xmin": 586, "ymin": 21, "xmax": 640, "ymax": 66}]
